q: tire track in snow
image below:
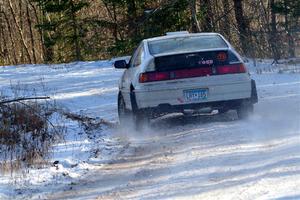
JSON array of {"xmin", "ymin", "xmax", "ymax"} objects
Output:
[{"xmin": 38, "ymin": 72, "xmax": 300, "ymax": 199}]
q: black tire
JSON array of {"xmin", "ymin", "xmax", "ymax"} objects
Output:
[
  {"xmin": 236, "ymin": 102, "xmax": 254, "ymax": 120},
  {"xmin": 118, "ymin": 94, "xmax": 133, "ymax": 126},
  {"xmin": 218, "ymin": 108, "xmax": 229, "ymax": 114},
  {"xmin": 118, "ymin": 94, "xmax": 149, "ymax": 130}
]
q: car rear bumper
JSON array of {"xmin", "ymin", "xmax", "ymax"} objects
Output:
[
  {"xmin": 131, "ymin": 79, "xmax": 258, "ymax": 117},
  {"xmin": 139, "ymin": 97, "xmax": 251, "ymax": 116},
  {"xmin": 135, "ymin": 81, "xmax": 252, "ymax": 109}
]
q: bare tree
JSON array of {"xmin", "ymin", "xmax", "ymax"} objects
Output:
[
  {"xmin": 258, "ymin": 0, "xmax": 280, "ymax": 61},
  {"xmin": 126, "ymin": 0, "xmax": 138, "ymax": 37},
  {"xmin": 283, "ymin": 0, "xmax": 295, "ymax": 57},
  {"xmin": 26, "ymin": 3, "xmax": 37, "ymax": 64},
  {"xmin": 0, "ymin": 9, "xmax": 18, "ymax": 65},
  {"xmin": 7, "ymin": 0, "xmax": 32, "ymax": 63},
  {"xmin": 233, "ymin": 0, "xmax": 249, "ymax": 55},
  {"xmin": 190, "ymin": 0, "xmax": 201, "ymax": 32},
  {"xmin": 269, "ymin": 0, "xmax": 280, "ymax": 60},
  {"xmin": 28, "ymin": 0, "xmax": 45, "ymax": 62},
  {"xmin": 221, "ymin": 0, "xmax": 231, "ymax": 39},
  {"xmin": 200, "ymin": 0, "xmax": 214, "ymax": 31},
  {"xmin": 0, "ymin": 0, "xmax": 298, "ymax": 66}
]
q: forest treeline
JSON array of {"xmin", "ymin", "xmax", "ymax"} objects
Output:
[{"xmin": 0, "ymin": 0, "xmax": 299, "ymax": 65}]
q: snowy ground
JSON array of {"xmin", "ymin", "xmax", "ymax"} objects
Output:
[{"xmin": 0, "ymin": 59, "xmax": 300, "ymax": 200}]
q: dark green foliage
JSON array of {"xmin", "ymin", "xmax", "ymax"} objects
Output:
[
  {"xmin": 143, "ymin": 0, "xmax": 190, "ymax": 37},
  {"xmin": 108, "ymin": 40, "xmax": 136, "ymax": 57},
  {"xmin": 272, "ymin": 0, "xmax": 300, "ymax": 17},
  {"xmin": 104, "ymin": 0, "xmax": 190, "ymax": 56},
  {"xmin": 32, "ymin": 0, "xmax": 88, "ymax": 62}
]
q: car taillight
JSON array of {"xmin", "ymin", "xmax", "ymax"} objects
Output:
[
  {"xmin": 139, "ymin": 67, "xmax": 212, "ymax": 83},
  {"xmin": 217, "ymin": 64, "xmax": 246, "ymax": 74},
  {"xmin": 139, "ymin": 71, "xmax": 169, "ymax": 83}
]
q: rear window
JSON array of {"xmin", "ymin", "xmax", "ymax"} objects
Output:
[
  {"xmin": 148, "ymin": 35, "xmax": 228, "ymax": 55},
  {"xmin": 155, "ymin": 50, "xmax": 240, "ymax": 72}
]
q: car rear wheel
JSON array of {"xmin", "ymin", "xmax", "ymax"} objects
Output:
[
  {"xmin": 118, "ymin": 94, "xmax": 133, "ymax": 125},
  {"xmin": 218, "ymin": 108, "xmax": 229, "ymax": 114},
  {"xmin": 118, "ymin": 94, "xmax": 149, "ymax": 130},
  {"xmin": 236, "ymin": 102, "xmax": 254, "ymax": 120}
]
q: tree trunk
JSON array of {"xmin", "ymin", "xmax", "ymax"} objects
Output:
[
  {"xmin": 70, "ymin": 0, "xmax": 81, "ymax": 61},
  {"xmin": 19, "ymin": 0, "xmax": 25, "ymax": 63},
  {"xmin": 26, "ymin": 4, "xmax": 37, "ymax": 64},
  {"xmin": 200, "ymin": 0, "xmax": 213, "ymax": 32},
  {"xmin": 28, "ymin": 0, "xmax": 44, "ymax": 62},
  {"xmin": 190, "ymin": 0, "xmax": 201, "ymax": 32},
  {"xmin": 0, "ymin": 25, "xmax": 11, "ymax": 65},
  {"xmin": 233, "ymin": 0, "xmax": 249, "ymax": 56},
  {"xmin": 112, "ymin": 2, "xmax": 118, "ymax": 43},
  {"xmin": 126, "ymin": 0, "xmax": 138, "ymax": 38},
  {"xmin": 283, "ymin": 0, "xmax": 295, "ymax": 58},
  {"xmin": 221, "ymin": 0, "xmax": 231, "ymax": 39},
  {"xmin": 102, "ymin": 0, "xmax": 121, "ymax": 43},
  {"xmin": 268, "ymin": 0, "xmax": 280, "ymax": 61},
  {"xmin": 42, "ymin": 10, "xmax": 54, "ymax": 63},
  {"xmin": 1, "ymin": 11, "xmax": 18, "ymax": 65},
  {"xmin": 8, "ymin": 0, "xmax": 32, "ymax": 63}
]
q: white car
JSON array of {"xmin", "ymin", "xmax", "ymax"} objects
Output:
[{"xmin": 114, "ymin": 32, "xmax": 258, "ymax": 128}]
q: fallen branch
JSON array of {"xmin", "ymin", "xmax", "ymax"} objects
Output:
[
  {"xmin": 0, "ymin": 96, "xmax": 50, "ymax": 105},
  {"xmin": 62, "ymin": 111, "xmax": 116, "ymax": 129}
]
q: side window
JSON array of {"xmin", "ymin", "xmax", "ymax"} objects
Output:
[
  {"xmin": 129, "ymin": 43, "xmax": 144, "ymax": 68},
  {"xmin": 128, "ymin": 48, "xmax": 138, "ymax": 68},
  {"xmin": 228, "ymin": 51, "xmax": 240, "ymax": 63},
  {"xmin": 133, "ymin": 46, "xmax": 144, "ymax": 67}
]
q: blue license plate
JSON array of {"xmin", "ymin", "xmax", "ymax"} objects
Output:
[{"xmin": 183, "ymin": 89, "xmax": 208, "ymax": 102}]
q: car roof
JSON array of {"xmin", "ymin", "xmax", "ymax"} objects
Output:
[{"xmin": 144, "ymin": 32, "xmax": 223, "ymax": 43}]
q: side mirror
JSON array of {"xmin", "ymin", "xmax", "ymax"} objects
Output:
[{"xmin": 114, "ymin": 60, "xmax": 128, "ymax": 69}]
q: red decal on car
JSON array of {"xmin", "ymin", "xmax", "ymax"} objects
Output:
[{"xmin": 217, "ymin": 52, "xmax": 227, "ymax": 62}]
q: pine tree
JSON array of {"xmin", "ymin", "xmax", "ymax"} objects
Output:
[
  {"xmin": 104, "ymin": 0, "xmax": 190, "ymax": 56},
  {"xmin": 33, "ymin": 0, "xmax": 88, "ymax": 62}
]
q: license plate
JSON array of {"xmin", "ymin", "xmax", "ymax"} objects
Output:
[{"xmin": 183, "ymin": 89, "xmax": 208, "ymax": 102}]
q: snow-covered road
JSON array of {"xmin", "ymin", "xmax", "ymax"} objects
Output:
[
  {"xmin": 47, "ymin": 75, "xmax": 300, "ymax": 200},
  {"xmin": 1, "ymin": 60, "xmax": 300, "ymax": 199}
]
